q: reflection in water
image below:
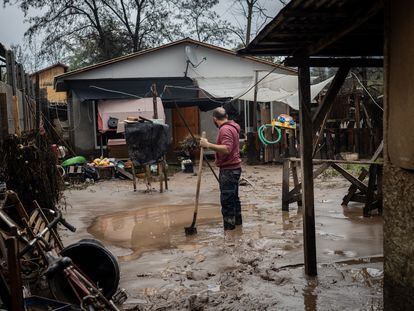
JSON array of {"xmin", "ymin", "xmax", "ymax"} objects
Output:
[
  {"xmin": 88, "ymin": 203, "xmax": 294, "ymax": 261},
  {"xmin": 282, "ymin": 211, "xmax": 302, "ymax": 230},
  {"xmin": 88, "ymin": 203, "xmax": 222, "ymax": 261},
  {"xmin": 303, "ymin": 278, "xmax": 318, "ymax": 311},
  {"xmin": 88, "ymin": 199, "xmax": 383, "ymax": 264}
]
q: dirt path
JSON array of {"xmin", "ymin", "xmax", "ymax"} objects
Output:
[{"xmin": 61, "ymin": 164, "xmax": 383, "ymax": 310}]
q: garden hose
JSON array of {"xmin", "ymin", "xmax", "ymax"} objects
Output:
[{"xmin": 258, "ymin": 124, "xmax": 282, "ymax": 145}]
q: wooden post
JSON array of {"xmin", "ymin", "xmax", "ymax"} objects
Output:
[
  {"xmin": 12, "ymin": 95, "xmax": 20, "ymax": 136},
  {"xmin": 298, "ymin": 63, "xmax": 317, "ymax": 276},
  {"xmin": 5, "ymin": 50, "xmax": 16, "ymax": 95},
  {"xmin": 145, "ymin": 165, "xmax": 152, "ymax": 192},
  {"xmin": 364, "ymin": 164, "xmax": 378, "ymax": 217},
  {"xmin": 151, "ymin": 83, "xmax": 158, "ymax": 119},
  {"xmin": 0, "ymin": 93, "xmax": 8, "ymax": 140},
  {"xmin": 6, "ymin": 235, "xmax": 24, "ymax": 310},
  {"xmin": 18, "ymin": 65, "xmax": 27, "ymax": 131},
  {"xmin": 282, "ymin": 129, "xmax": 291, "ymax": 211},
  {"xmin": 282, "ymin": 159, "xmax": 290, "ymax": 211},
  {"xmin": 252, "ymin": 71, "xmax": 259, "ymax": 132},
  {"xmin": 0, "ymin": 269, "xmax": 10, "ymax": 310},
  {"xmin": 354, "ymin": 84, "xmax": 361, "ymax": 155},
  {"xmin": 151, "ymin": 83, "xmax": 163, "ymax": 192},
  {"xmin": 131, "ymin": 163, "xmax": 137, "ymax": 192},
  {"xmin": 312, "ymin": 66, "xmax": 350, "ymax": 131},
  {"xmin": 163, "ymin": 158, "xmax": 168, "ymax": 190},
  {"xmin": 158, "ymin": 162, "xmax": 163, "ymax": 193},
  {"xmin": 291, "ymin": 162, "xmax": 302, "ymax": 207},
  {"xmin": 35, "ymin": 73, "xmax": 40, "ymax": 130}
]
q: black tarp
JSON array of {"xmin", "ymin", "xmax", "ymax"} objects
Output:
[
  {"xmin": 65, "ymin": 77, "xmax": 229, "ymax": 111},
  {"xmin": 125, "ymin": 121, "xmax": 170, "ymax": 166}
]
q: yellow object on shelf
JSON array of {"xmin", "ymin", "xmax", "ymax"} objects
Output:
[{"xmin": 275, "ymin": 114, "xmax": 296, "ymax": 129}]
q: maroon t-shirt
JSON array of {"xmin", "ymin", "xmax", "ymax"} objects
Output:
[{"xmin": 215, "ymin": 120, "xmax": 241, "ymax": 170}]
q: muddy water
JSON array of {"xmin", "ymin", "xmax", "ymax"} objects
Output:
[
  {"xmin": 88, "ymin": 198, "xmax": 382, "ymax": 264},
  {"xmin": 87, "ymin": 202, "xmax": 299, "ymax": 261},
  {"xmin": 88, "ymin": 203, "xmax": 224, "ymax": 261}
]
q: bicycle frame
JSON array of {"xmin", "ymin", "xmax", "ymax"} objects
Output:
[{"xmin": 0, "ymin": 191, "xmax": 119, "ymax": 310}]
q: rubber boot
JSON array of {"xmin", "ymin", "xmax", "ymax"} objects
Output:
[
  {"xmin": 235, "ymin": 215, "xmax": 243, "ymax": 226},
  {"xmin": 223, "ymin": 217, "xmax": 236, "ymax": 230}
]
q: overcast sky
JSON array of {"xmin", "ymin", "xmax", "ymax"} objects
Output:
[
  {"xmin": 0, "ymin": 1, "xmax": 285, "ymax": 49},
  {"xmin": 0, "ymin": 4, "xmax": 27, "ymax": 48}
]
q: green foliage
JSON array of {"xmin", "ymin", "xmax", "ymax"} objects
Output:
[{"xmin": 173, "ymin": 0, "xmax": 237, "ymax": 47}]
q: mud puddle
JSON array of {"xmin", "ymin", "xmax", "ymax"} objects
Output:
[
  {"xmin": 88, "ymin": 199, "xmax": 383, "ymax": 264},
  {"xmin": 88, "ymin": 203, "xmax": 224, "ymax": 261},
  {"xmin": 87, "ymin": 202, "xmax": 302, "ymax": 261}
]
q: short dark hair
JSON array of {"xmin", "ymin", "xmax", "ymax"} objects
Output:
[{"xmin": 212, "ymin": 107, "xmax": 228, "ymax": 120}]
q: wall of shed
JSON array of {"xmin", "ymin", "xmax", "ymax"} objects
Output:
[
  {"xmin": 34, "ymin": 66, "xmax": 67, "ymax": 103},
  {"xmin": 384, "ymin": 0, "xmax": 414, "ymax": 309},
  {"xmin": 69, "ymin": 93, "xmax": 96, "ymax": 155},
  {"xmin": 63, "ymin": 43, "xmax": 291, "ymax": 81}
]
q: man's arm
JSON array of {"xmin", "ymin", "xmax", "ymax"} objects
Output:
[{"xmin": 200, "ymin": 138, "xmax": 230, "ymax": 155}]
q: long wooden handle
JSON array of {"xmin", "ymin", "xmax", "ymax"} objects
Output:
[{"xmin": 194, "ymin": 132, "xmax": 206, "ymax": 216}]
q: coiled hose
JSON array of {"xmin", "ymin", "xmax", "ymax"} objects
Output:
[{"xmin": 258, "ymin": 124, "xmax": 282, "ymax": 145}]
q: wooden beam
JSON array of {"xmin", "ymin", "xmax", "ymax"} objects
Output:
[
  {"xmin": 298, "ymin": 63, "xmax": 317, "ymax": 277},
  {"xmin": 240, "ymin": 47, "xmax": 383, "ymax": 57},
  {"xmin": 371, "ymin": 140, "xmax": 384, "ymax": 161},
  {"xmin": 17, "ymin": 64, "xmax": 28, "ymax": 131},
  {"xmin": 305, "ymin": 1, "xmax": 384, "ymax": 56},
  {"xmin": 283, "ymin": 9, "xmax": 348, "ymax": 19},
  {"xmin": 11, "ymin": 95, "xmax": 20, "ymax": 136},
  {"xmin": 284, "ymin": 57, "xmax": 383, "ymax": 68},
  {"xmin": 5, "ymin": 50, "xmax": 16, "ymax": 95},
  {"xmin": 331, "ymin": 163, "xmax": 368, "ymax": 192},
  {"xmin": 0, "ymin": 93, "xmax": 8, "ymax": 140},
  {"xmin": 288, "ymin": 158, "xmax": 383, "ymax": 165},
  {"xmin": 35, "ymin": 73, "xmax": 40, "ymax": 129},
  {"xmin": 312, "ymin": 66, "xmax": 350, "ymax": 131},
  {"xmin": 288, "ymin": 162, "xmax": 331, "ymax": 197},
  {"xmin": 342, "ymin": 167, "xmax": 369, "ymax": 206},
  {"xmin": 291, "ymin": 162, "xmax": 302, "ymax": 207}
]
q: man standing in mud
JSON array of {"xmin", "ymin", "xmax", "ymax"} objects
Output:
[{"xmin": 199, "ymin": 107, "xmax": 242, "ymax": 230}]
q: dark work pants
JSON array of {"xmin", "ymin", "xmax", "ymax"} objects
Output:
[{"xmin": 219, "ymin": 168, "xmax": 242, "ymax": 229}]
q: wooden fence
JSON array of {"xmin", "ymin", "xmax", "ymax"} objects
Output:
[{"xmin": 0, "ymin": 43, "xmax": 38, "ymax": 139}]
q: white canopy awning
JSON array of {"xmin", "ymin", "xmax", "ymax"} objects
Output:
[{"xmin": 195, "ymin": 72, "xmax": 333, "ymax": 110}]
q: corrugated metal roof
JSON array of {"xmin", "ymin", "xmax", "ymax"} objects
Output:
[{"xmin": 239, "ymin": 0, "xmax": 384, "ymax": 57}]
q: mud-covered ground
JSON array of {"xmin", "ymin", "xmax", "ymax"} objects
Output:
[{"xmin": 61, "ymin": 164, "xmax": 383, "ymax": 310}]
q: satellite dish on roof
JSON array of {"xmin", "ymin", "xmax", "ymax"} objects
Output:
[
  {"xmin": 185, "ymin": 45, "xmax": 199, "ymax": 66},
  {"xmin": 184, "ymin": 45, "xmax": 207, "ymax": 77}
]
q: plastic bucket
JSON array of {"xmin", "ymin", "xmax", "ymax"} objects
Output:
[{"xmin": 49, "ymin": 239, "xmax": 120, "ymax": 304}]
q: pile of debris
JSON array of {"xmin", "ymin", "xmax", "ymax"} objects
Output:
[
  {"xmin": 0, "ymin": 185, "xmax": 126, "ymax": 310},
  {"xmin": 0, "ymin": 132, "xmax": 62, "ymax": 213}
]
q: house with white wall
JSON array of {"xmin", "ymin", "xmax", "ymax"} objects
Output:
[{"xmin": 54, "ymin": 38, "xmax": 296, "ymax": 156}]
